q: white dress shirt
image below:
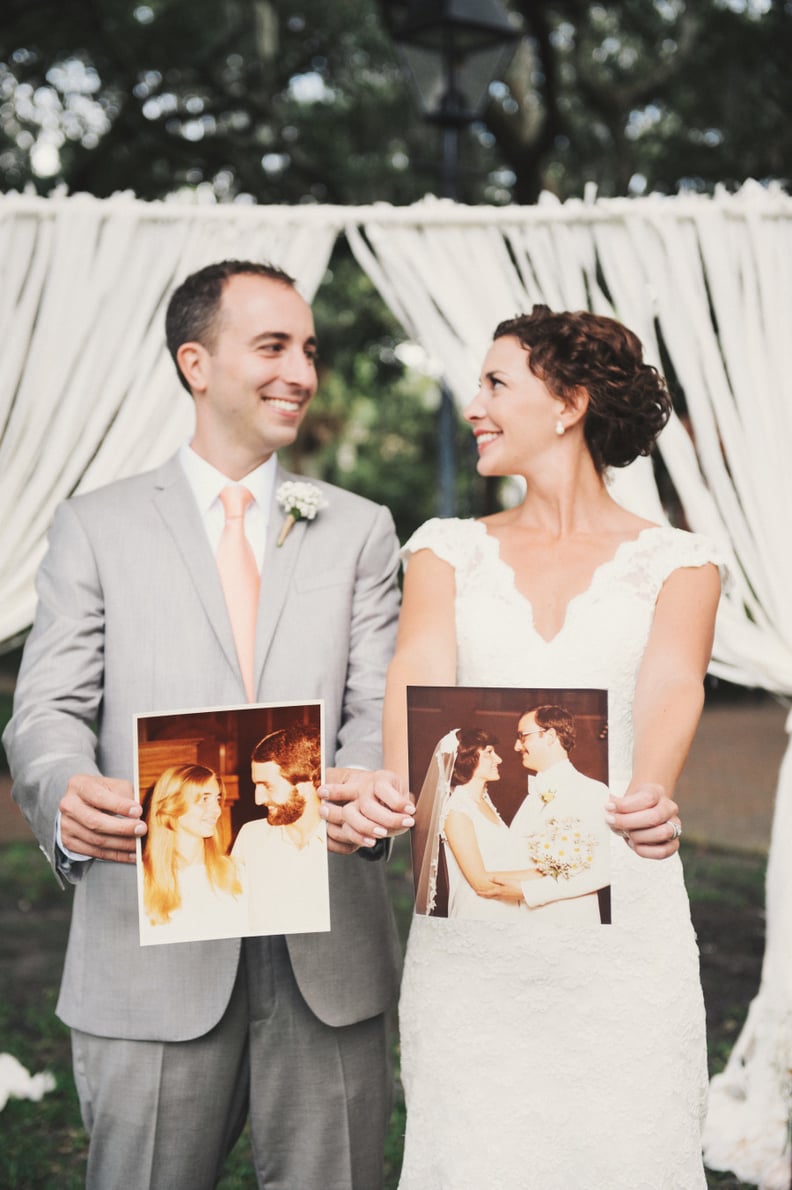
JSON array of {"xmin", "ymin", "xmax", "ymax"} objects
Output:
[
  {"xmin": 231, "ymin": 816, "xmax": 330, "ymax": 936},
  {"xmin": 177, "ymin": 441, "xmax": 276, "ymax": 568},
  {"xmin": 510, "ymin": 757, "xmax": 611, "ymax": 922}
]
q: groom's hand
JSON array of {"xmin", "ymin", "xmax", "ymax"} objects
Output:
[
  {"xmin": 605, "ymin": 783, "xmax": 681, "ymax": 859},
  {"xmin": 319, "ymin": 768, "xmax": 415, "ymax": 854},
  {"xmin": 59, "ymin": 774, "xmax": 145, "ymax": 863}
]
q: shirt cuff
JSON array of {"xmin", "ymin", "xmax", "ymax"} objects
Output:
[{"xmin": 56, "ymin": 810, "xmax": 92, "ymax": 863}]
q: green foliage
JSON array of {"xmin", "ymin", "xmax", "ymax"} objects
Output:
[
  {"xmin": 0, "ymin": 0, "xmax": 427, "ymax": 203},
  {"xmin": 0, "ymin": 839, "xmax": 64, "ymax": 905},
  {"xmin": 2, "ymin": 1, "xmax": 789, "ymax": 206},
  {"xmin": 494, "ymin": 1, "xmax": 792, "ymax": 199}
]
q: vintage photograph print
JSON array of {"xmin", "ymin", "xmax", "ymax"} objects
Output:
[
  {"xmin": 407, "ymin": 686, "xmax": 611, "ymax": 926},
  {"xmin": 134, "ymin": 700, "xmax": 329, "ymax": 945}
]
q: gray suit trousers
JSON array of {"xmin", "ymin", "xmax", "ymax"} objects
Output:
[{"xmin": 73, "ymin": 938, "xmax": 392, "ymax": 1190}]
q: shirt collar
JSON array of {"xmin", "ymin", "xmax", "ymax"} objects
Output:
[
  {"xmin": 534, "ymin": 757, "xmax": 574, "ymax": 792},
  {"xmin": 178, "ymin": 442, "xmax": 277, "ymax": 521}
]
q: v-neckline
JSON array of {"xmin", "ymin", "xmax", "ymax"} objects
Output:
[{"xmin": 474, "ymin": 521, "xmax": 663, "ymax": 645}]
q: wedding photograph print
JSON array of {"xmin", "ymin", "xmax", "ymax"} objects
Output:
[
  {"xmin": 407, "ymin": 685, "xmax": 611, "ymax": 927},
  {"xmin": 134, "ymin": 700, "xmax": 329, "ymax": 945}
]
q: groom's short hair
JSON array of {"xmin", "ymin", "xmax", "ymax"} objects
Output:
[
  {"xmin": 165, "ymin": 259, "xmax": 297, "ymax": 393},
  {"xmin": 529, "ymin": 705, "xmax": 576, "ymax": 755},
  {"xmin": 251, "ymin": 724, "xmax": 321, "ymax": 787}
]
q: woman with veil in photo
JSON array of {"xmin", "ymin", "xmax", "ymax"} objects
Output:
[
  {"xmin": 140, "ymin": 763, "xmax": 247, "ymax": 944},
  {"xmin": 414, "ymin": 727, "xmax": 530, "ymax": 920}
]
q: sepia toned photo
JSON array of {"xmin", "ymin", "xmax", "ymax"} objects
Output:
[
  {"xmin": 134, "ymin": 701, "xmax": 329, "ymax": 945},
  {"xmin": 408, "ymin": 686, "xmax": 611, "ymax": 926}
]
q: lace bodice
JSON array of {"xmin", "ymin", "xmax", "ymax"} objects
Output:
[
  {"xmin": 397, "ymin": 517, "xmax": 721, "ymax": 1190},
  {"xmin": 403, "ymin": 519, "xmax": 720, "ymax": 783}
]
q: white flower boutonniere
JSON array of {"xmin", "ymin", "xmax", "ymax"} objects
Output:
[
  {"xmin": 276, "ymin": 481, "xmax": 328, "ymax": 547},
  {"xmin": 539, "ymin": 789, "xmax": 557, "ymax": 810}
]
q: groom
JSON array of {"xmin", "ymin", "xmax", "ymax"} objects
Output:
[
  {"xmin": 509, "ymin": 704, "xmax": 612, "ymax": 924},
  {"xmin": 231, "ymin": 723, "xmax": 330, "ymax": 936},
  {"xmin": 3, "ymin": 260, "xmax": 407, "ymax": 1189}
]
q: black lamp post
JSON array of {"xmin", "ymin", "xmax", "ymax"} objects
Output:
[
  {"xmin": 388, "ymin": 0, "xmax": 520, "ymax": 198},
  {"xmin": 382, "ymin": 0, "xmax": 520, "ymax": 515}
]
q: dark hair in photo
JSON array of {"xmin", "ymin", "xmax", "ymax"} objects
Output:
[
  {"xmin": 251, "ymin": 723, "xmax": 321, "ymax": 787},
  {"xmin": 451, "ymin": 728, "xmax": 498, "ymax": 786},
  {"xmin": 529, "ymin": 705, "xmax": 577, "ymax": 754},
  {"xmin": 165, "ymin": 259, "xmax": 297, "ymax": 392},
  {"xmin": 493, "ymin": 304, "xmax": 672, "ymax": 472}
]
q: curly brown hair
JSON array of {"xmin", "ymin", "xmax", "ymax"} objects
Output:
[
  {"xmin": 251, "ymin": 724, "xmax": 321, "ymax": 787},
  {"xmin": 493, "ymin": 305, "xmax": 672, "ymax": 472}
]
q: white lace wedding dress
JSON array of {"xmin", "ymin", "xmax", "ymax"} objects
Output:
[{"xmin": 398, "ymin": 519, "xmax": 720, "ymax": 1190}]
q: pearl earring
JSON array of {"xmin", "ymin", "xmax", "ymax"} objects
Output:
[{"xmin": 555, "ymin": 419, "xmax": 566, "ymax": 437}]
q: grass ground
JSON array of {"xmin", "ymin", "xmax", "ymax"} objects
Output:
[{"xmin": 0, "ymin": 835, "xmax": 769, "ymax": 1189}]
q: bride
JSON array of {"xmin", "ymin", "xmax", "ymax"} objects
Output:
[
  {"xmin": 323, "ymin": 304, "xmax": 722, "ymax": 1188},
  {"xmin": 414, "ymin": 727, "xmax": 527, "ymax": 920}
]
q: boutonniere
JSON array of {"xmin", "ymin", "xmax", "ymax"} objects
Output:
[
  {"xmin": 276, "ymin": 481, "xmax": 328, "ymax": 547},
  {"xmin": 539, "ymin": 789, "xmax": 557, "ymax": 810}
]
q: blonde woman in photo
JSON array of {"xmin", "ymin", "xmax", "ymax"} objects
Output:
[{"xmin": 141, "ymin": 764, "xmax": 246, "ymax": 944}]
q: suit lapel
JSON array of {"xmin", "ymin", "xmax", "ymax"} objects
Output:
[
  {"xmin": 253, "ymin": 465, "xmax": 309, "ymax": 692},
  {"xmin": 151, "ymin": 455, "xmax": 241, "ymax": 682}
]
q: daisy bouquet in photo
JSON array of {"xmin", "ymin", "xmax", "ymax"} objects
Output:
[{"xmin": 528, "ymin": 816, "xmax": 598, "ymax": 881}]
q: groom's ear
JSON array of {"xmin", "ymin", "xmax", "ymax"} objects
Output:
[{"xmin": 177, "ymin": 340, "xmax": 211, "ymax": 395}]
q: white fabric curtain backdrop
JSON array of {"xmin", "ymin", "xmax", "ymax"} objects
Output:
[
  {"xmin": 1, "ymin": 185, "xmax": 791, "ymax": 1183},
  {"xmin": 0, "ymin": 192, "xmax": 342, "ymax": 644}
]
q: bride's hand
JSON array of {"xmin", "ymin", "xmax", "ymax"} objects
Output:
[
  {"xmin": 318, "ymin": 767, "xmax": 415, "ymax": 854},
  {"xmin": 605, "ymin": 783, "xmax": 682, "ymax": 859}
]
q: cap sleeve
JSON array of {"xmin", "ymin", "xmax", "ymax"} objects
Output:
[
  {"xmin": 400, "ymin": 517, "xmax": 472, "ymax": 572},
  {"xmin": 651, "ymin": 528, "xmax": 728, "ymax": 590}
]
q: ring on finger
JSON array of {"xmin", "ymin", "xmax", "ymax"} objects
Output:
[{"xmin": 669, "ymin": 820, "xmax": 682, "ymax": 842}]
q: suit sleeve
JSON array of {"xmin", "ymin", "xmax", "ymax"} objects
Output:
[
  {"xmin": 333, "ymin": 503, "xmax": 400, "ymax": 771},
  {"xmin": 2, "ymin": 501, "xmax": 104, "ymax": 874}
]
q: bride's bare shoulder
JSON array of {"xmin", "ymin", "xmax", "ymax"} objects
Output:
[
  {"xmin": 613, "ymin": 511, "xmax": 663, "ymax": 539},
  {"xmin": 474, "ymin": 511, "xmax": 514, "ymax": 532}
]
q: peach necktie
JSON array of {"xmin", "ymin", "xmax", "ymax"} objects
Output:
[{"xmin": 216, "ymin": 486, "xmax": 260, "ymax": 702}]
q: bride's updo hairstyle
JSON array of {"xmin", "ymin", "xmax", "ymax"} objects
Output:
[
  {"xmin": 451, "ymin": 728, "xmax": 497, "ymax": 786},
  {"xmin": 493, "ymin": 305, "xmax": 672, "ymax": 472}
]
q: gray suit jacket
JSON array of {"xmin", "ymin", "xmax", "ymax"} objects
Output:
[{"xmin": 4, "ymin": 455, "xmax": 403, "ymax": 1041}]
